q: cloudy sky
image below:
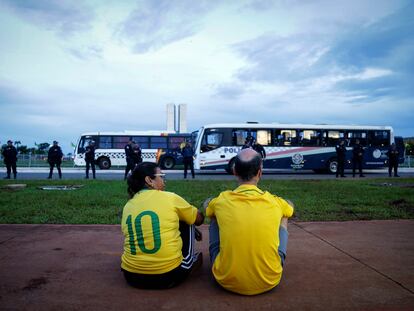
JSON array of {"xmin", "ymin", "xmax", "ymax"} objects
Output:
[{"xmin": 1, "ymin": 0, "xmax": 413, "ymax": 153}]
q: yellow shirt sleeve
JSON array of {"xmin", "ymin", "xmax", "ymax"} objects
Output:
[
  {"xmin": 206, "ymin": 197, "xmax": 218, "ymax": 217},
  {"xmin": 172, "ymin": 193, "xmax": 198, "ymax": 225},
  {"xmin": 274, "ymin": 196, "xmax": 294, "ymax": 218}
]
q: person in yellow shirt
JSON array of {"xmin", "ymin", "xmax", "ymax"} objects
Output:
[
  {"xmin": 206, "ymin": 148, "xmax": 294, "ymax": 295},
  {"xmin": 121, "ymin": 162, "xmax": 204, "ymax": 289}
]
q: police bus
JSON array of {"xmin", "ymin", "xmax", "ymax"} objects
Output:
[
  {"xmin": 73, "ymin": 131, "xmax": 192, "ymax": 169},
  {"xmin": 193, "ymin": 123, "xmax": 405, "ymax": 173}
]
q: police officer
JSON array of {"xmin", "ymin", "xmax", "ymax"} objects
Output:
[
  {"xmin": 352, "ymin": 139, "xmax": 365, "ymax": 177},
  {"xmin": 387, "ymin": 143, "xmax": 400, "ymax": 177},
  {"xmin": 241, "ymin": 136, "xmax": 253, "ymax": 150},
  {"xmin": 124, "ymin": 139, "xmax": 134, "ymax": 180},
  {"xmin": 130, "ymin": 143, "xmax": 142, "ymax": 168},
  {"xmin": 47, "ymin": 141, "xmax": 63, "ymax": 179},
  {"xmin": 181, "ymin": 142, "xmax": 195, "ymax": 179},
  {"xmin": 252, "ymin": 139, "xmax": 266, "ymax": 159},
  {"xmin": 85, "ymin": 140, "xmax": 96, "ymax": 179},
  {"xmin": 335, "ymin": 140, "xmax": 347, "ymax": 178},
  {"xmin": 2, "ymin": 140, "xmax": 17, "ymax": 179}
]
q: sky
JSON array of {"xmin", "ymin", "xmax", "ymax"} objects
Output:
[{"xmin": 0, "ymin": 0, "xmax": 413, "ymax": 153}]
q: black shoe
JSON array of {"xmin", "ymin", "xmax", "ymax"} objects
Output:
[
  {"xmin": 341, "ymin": 175, "xmax": 346, "ymax": 178},
  {"xmin": 395, "ymin": 175, "xmax": 400, "ymax": 177},
  {"xmin": 195, "ymin": 228, "xmax": 202, "ymax": 241},
  {"xmin": 47, "ymin": 176, "xmax": 52, "ymax": 179},
  {"xmin": 85, "ymin": 176, "xmax": 89, "ymax": 179}
]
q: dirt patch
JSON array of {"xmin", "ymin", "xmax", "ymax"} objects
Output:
[
  {"xmin": 37, "ymin": 185, "xmax": 84, "ymax": 191},
  {"xmin": 23, "ymin": 277, "xmax": 48, "ymax": 291},
  {"xmin": 1, "ymin": 184, "xmax": 27, "ymax": 191},
  {"xmin": 389, "ymin": 199, "xmax": 414, "ymax": 214}
]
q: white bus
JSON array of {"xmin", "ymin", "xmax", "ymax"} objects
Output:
[
  {"xmin": 73, "ymin": 131, "xmax": 192, "ymax": 169},
  {"xmin": 193, "ymin": 123, "xmax": 405, "ymax": 173}
]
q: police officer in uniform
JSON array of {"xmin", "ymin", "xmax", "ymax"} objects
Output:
[
  {"xmin": 387, "ymin": 143, "xmax": 400, "ymax": 177},
  {"xmin": 85, "ymin": 140, "xmax": 96, "ymax": 179},
  {"xmin": 124, "ymin": 139, "xmax": 134, "ymax": 180},
  {"xmin": 252, "ymin": 139, "xmax": 266, "ymax": 159},
  {"xmin": 2, "ymin": 140, "xmax": 17, "ymax": 179},
  {"xmin": 47, "ymin": 140, "xmax": 63, "ymax": 179},
  {"xmin": 335, "ymin": 139, "xmax": 347, "ymax": 178},
  {"xmin": 241, "ymin": 136, "xmax": 253, "ymax": 150},
  {"xmin": 352, "ymin": 139, "xmax": 365, "ymax": 177},
  {"xmin": 130, "ymin": 143, "xmax": 142, "ymax": 168},
  {"xmin": 181, "ymin": 141, "xmax": 195, "ymax": 179}
]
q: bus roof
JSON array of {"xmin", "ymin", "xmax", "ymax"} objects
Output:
[
  {"xmin": 200, "ymin": 123, "xmax": 393, "ymax": 131},
  {"xmin": 80, "ymin": 131, "xmax": 190, "ymax": 136}
]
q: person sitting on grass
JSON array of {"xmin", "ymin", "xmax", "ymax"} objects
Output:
[
  {"xmin": 121, "ymin": 162, "xmax": 204, "ymax": 289},
  {"xmin": 205, "ymin": 148, "xmax": 294, "ymax": 295}
]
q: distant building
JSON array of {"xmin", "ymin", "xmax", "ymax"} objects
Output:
[
  {"xmin": 166, "ymin": 103, "xmax": 176, "ymax": 132},
  {"xmin": 178, "ymin": 104, "xmax": 187, "ymax": 133},
  {"xmin": 166, "ymin": 103, "xmax": 187, "ymax": 133}
]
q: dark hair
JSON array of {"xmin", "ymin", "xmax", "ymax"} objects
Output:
[
  {"xmin": 234, "ymin": 152, "xmax": 262, "ymax": 181},
  {"xmin": 127, "ymin": 162, "xmax": 158, "ymax": 198}
]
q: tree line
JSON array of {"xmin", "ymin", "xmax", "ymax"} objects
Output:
[{"xmin": 1, "ymin": 142, "xmax": 66, "ymax": 155}]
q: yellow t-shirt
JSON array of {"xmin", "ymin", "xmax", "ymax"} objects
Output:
[
  {"xmin": 206, "ymin": 184, "xmax": 294, "ymax": 295},
  {"xmin": 121, "ymin": 190, "xmax": 198, "ymax": 274}
]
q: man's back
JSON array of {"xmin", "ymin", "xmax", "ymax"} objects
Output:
[{"xmin": 207, "ymin": 184, "xmax": 293, "ymax": 295}]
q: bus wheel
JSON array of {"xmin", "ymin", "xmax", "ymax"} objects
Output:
[
  {"xmin": 225, "ymin": 158, "xmax": 235, "ymax": 174},
  {"xmin": 98, "ymin": 157, "xmax": 111, "ymax": 170},
  {"xmin": 161, "ymin": 157, "xmax": 175, "ymax": 170},
  {"xmin": 328, "ymin": 159, "xmax": 338, "ymax": 174}
]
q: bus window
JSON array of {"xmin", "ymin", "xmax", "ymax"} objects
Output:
[
  {"xmin": 251, "ymin": 129, "xmax": 272, "ymax": 146},
  {"xmin": 78, "ymin": 136, "xmax": 96, "ymax": 153},
  {"xmin": 232, "ymin": 129, "xmax": 250, "ymax": 146},
  {"xmin": 322, "ymin": 130, "xmax": 345, "ymax": 147},
  {"xmin": 298, "ymin": 130, "xmax": 321, "ymax": 146},
  {"xmin": 113, "ymin": 136, "xmax": 130, "ymax": 149},
  {"xmin": 346, "ymin": 131, "xmax": 367, "ymax": 146},
  {"xmin": 168, "ymin": 136, "xmax": 187, "ymax": 150},
  {"xmin": 275, "ymin": 129, "xmax": 297, "ymax": 146},
  {"xmin": 368, "ymin": 130, "xmax": 390, "ymax": 147},
  {"xmin": 150, "ymin": 136, "xmax": 167, "ymax": 149},
  {"xmin": 132, "ymin": 136, "xmax": 149, "ymax": 149},
  {"xmin": 99, "ymin": 136, "xmax": 112, "ymax": 149},
  {"xmin": 201, "ymin": 130, "xmax": 224, "ymax": 152}
]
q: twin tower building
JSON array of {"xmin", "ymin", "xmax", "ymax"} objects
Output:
[{"xmin": 166, "ymin": 104, "xmax": 187, "ymax": 133}]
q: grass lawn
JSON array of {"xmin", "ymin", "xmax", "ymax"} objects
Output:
[{"xmin": 0, "ymin": 178, "xmax": 413, "ymax": 224}]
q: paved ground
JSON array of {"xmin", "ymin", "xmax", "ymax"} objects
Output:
[
  {"xmin": 1, "ymin": 221, "xmax": 413, "ymax": 310},
  {"xmin": 2, "ymin": 167, "xmax": 414, "ymax": 180}
]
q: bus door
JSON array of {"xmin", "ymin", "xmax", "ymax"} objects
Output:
[{"xmin": 199, "ymin": 128, "xmax": 230, "ymax": 169}]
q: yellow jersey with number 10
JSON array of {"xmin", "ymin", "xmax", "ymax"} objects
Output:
[{"xmin": 121, "ymin": 190, "xmax": 197, "ymax": 274}]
